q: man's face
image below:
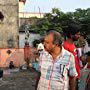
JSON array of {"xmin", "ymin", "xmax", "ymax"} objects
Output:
[
  {"xmin": 44, "ymin": 34, "xmax": 55, "ymax": 53},
  {"xmin": 72, "ymin": 32, "xmax": 81, "ymax": 41}
]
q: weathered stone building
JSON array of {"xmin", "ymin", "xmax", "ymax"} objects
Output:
[{"xmin": 0, "ymin": 0, "xmax": 19, "ymax": 48}]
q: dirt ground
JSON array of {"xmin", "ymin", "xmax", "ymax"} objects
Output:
[{"xmin": 0, "ymin": 68, "xmax": 38, "ymax": 90}]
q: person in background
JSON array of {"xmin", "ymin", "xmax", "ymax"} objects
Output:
[
  {"xmin": 63, "ymin": 24, "xmax": 81, "ymax": 90},
  {"xmin": 76, "ymin": 34, "xmax": 90, "ymax": 54},
  {"xmin": 76, "ymin": 34, "xmax": 90, "ymax": 68},
  {"xmin": 85, "ymin": 51, "xmax": 90, "ymax": 90},
  {"xmin": 9, "ymin": 61, "xmax": 15, "ymax": 69},
  {"xmin": 37, "ymin": 30, "xmax": 77, "ymax": 90},
  {"xmin": 37, "ymin": 38, "xmax": 44, "ymax": 52},
  {"xmin": 76, "ymin": 33, "xmax": 87, "ymax": 68},
  {"xmin": 34, "ymin": 38, "xmax": 44, "ymax": 90},
  {"xmin": 79, "ymin": 51, "xmax": 90, "ymax": 90}
]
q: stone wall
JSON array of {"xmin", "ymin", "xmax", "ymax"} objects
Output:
[{"xmin": 0, "ymin": 0, "xmax": 19, "ymax": 48}]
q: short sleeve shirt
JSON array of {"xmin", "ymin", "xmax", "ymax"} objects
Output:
[{"xmin": 37, "ymin": 47, "xmax": 77, "ymax": 90}]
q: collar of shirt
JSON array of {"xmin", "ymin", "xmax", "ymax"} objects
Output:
[{"xmin": 45, "ymin": 47, "xmax": 66, "ymax": 63}]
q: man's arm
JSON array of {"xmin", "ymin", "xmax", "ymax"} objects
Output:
[
  {"xmin": 69, "ymin": 76, "xmax": 76, "ymax": 90},
  {"xmin": 69, "ymin": 54, "xmax": 78, "ymax": 90}
]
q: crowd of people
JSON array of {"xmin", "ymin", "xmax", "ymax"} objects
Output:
[{"xmin": 30, "ymin": 24, "xmax": 90, "ymax": 90}]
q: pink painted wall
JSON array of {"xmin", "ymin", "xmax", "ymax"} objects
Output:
[{"xmin": 0, "ymin": 49, "xmax": 25, "ymax": 67}]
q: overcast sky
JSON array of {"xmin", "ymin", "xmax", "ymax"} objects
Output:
[{"xmin": 24, "ymin": 0, "xmax": 90, "ymax": 13}]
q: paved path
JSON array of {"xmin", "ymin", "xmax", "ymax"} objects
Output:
[{"xmin": 0, "ymin": 69, "xmax": 37, "ymax": 90}]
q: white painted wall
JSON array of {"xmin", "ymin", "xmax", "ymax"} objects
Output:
[{"xmin": 19, "ymin": 32, "xmax": 41, "ymax": 48}]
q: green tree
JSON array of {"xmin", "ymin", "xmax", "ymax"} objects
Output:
[{"xmin": 24, "ymin": 8, "xmax": 90, "ymax": 37}]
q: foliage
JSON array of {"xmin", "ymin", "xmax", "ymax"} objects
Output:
[{"xmin": 20, "ymin": 8, "xmax": 90, "ymax": 36}]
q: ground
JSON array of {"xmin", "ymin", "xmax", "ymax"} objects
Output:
[{"xmin": 0, "ymin": 69, "xmax": 37, "ymax": 90}]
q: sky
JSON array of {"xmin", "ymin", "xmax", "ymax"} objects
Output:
[{"xmin": 24, "ymin": 0, "xmax": 90, "ymax": 13}]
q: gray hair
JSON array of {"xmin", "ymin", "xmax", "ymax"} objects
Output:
[{"xmin": 46, "ymin": 30, "xmax": 62, "ymax": 46}]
